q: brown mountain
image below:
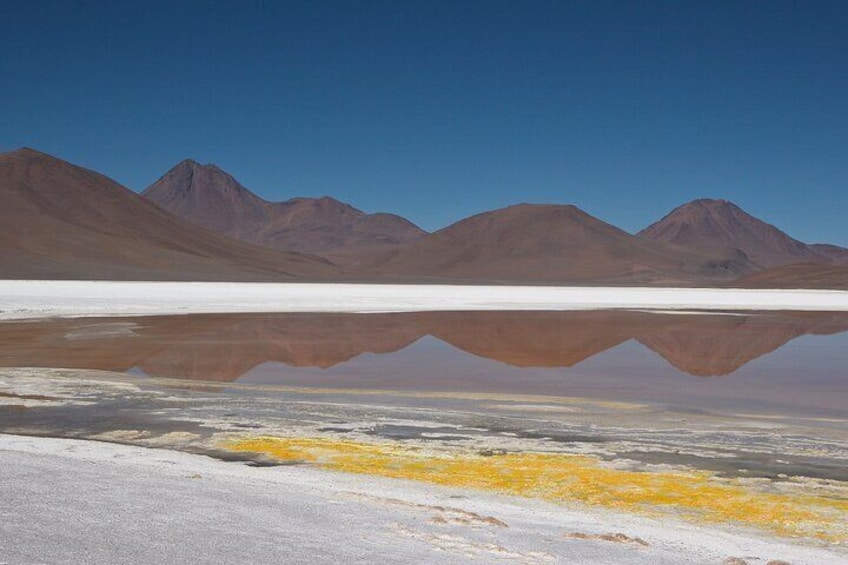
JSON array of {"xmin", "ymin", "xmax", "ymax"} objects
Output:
[
  {"xmin": 142, "ymin": 160, "xmax": 426, "ymax": 263},
  {"xmin": 369, "ymin": 204, "xmax": 755, "ymax": 284},
  {"xmin": 638, "ymin": 198, "xmax": 848, "ymax": 269},
  {"xmin": 139, "ymin": 159, "xmax": 268, "ymax": 240},
  {"xmin": 732, "ymin": 263, "xmax": 848, "ymax": 290},
  {"xmin": 0, "ymin": 148, "xmax": 336, "ymax": 280}
]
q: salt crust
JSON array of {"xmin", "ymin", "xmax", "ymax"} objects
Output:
[
  {"xmin": 1, "ymin": 280, "xmax": 847, "ymax": 320},
  {"xmin": 1, "ymin": 433, "xmax": 845, "ymax": 564}
]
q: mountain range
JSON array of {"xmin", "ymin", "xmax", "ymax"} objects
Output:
[
  {"xmin": 366, "ymin": 203, "xmax": 752, "ymax": 285},
  {"xmin": 2, "ymin": 147, "xmax": 847, "ymax": 288}
]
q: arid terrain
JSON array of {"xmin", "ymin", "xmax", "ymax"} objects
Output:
[
  {"xmin": 2, "ymin": 147, "xmax": 847, "ymax": 287},
  {"xmin": 0, "ymin": 149, "xmax": 336, "ymax": 281},
  {"xmin": 5, "ymin": 3, "xmax": 847, "ymax": 564}
]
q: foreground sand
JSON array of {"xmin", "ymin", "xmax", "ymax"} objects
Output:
[
  {"xmin": 1, "ymin": 433, "xmax": 843, "ymax": 565},
  {"xmin": 2, "ymin": 280, "xmax": 848, "ymax": 320}
]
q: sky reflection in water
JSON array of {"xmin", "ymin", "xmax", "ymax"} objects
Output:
[{"xmin": 2, "ymin": 310, "xmax": 846, "ymax": 418}]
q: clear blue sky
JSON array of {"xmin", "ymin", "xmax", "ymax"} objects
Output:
[{"xmin": 3, "ymin": 1, "xmax": 847, "ymax": 243}]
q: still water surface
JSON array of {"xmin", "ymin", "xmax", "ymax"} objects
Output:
[{"xmin": 2, "ymin": 310, "xmax": 846, "ymax": 419}]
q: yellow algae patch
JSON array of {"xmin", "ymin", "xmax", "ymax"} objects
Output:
[{"xmin": 224, "ymin": 436, "xmax": 848, "ymax": 542}]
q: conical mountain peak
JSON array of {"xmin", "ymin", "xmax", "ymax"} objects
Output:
[
  {"xmin": 170, "ymin": 158, "xmax": 227, "ymax": 173},
  {"xmin": 691, "ymin": 197, "xmax": 732, "ymax": 206},
  {"xmin": 640, "ymin": 198, "xmax": 848, "ymax": 268},
  {"xmin": 3, "ymin": 146, "xmax": 45, "ymax": 158},
  {"xmin": 171, "ymin": 158, "xmax": 202, "ymax": 171},
  {"xmin": 143, "ymin": 159, "xmax": 268, "ymax": 237},
  {"xmin": 2, "ymin": 146, "xmax": 72, "ymax": 165}
]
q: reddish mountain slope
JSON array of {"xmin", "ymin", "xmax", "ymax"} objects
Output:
[
  {"xmin": 0, "ymin": 148, "xmax": 336, "ymax": 280},
  {"xmin": 638, "ymin": 199, "xmax": 848, "ymax": 268},
  {"xmin": 141, "ymin": 160, "xmax": 268, "ymax": 240},
  {"xmin": 732, "ymin": 263, "xmax": 848, "ymax": 290},
  {"xmin": 143, "ymin": 161, "xmax": 426, "ymax": 261},
  {"xmin": 370, "ymin": 204, "xmax": 755, "ymax": 284}
]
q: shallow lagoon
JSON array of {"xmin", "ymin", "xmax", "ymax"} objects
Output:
[
  {"xmin": 2, "ymin": 309, "xmax": 847, "ymax": 418},
  {"xmin": 1, "ymin": 310, "xmax": 847, "ymax": 549}
]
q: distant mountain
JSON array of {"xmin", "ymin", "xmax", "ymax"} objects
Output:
[
  {"xmin": 7, "ymin": 148, "xmax": 848, "ymax": 287},
  {"xmin": 0, "ymin": 148, "xmax": 336, "ymax": 280},
  {"xmin": 638, "ymin": 198, "xmax": 848, "ymax": 268},
  {"xmin": 143, "ymin": 160, "xmax": 426, "ymax": 263},
  {"xmin": 732, "ymin": 263, "xmax": 848, "ymax": 290},
  {"xmin": 140, "ymin": 159, "xmax": 268, "ymax": 240},
  {"xmin": 369, "ymin": 204, "xmax": 755, "ymax": 284}
]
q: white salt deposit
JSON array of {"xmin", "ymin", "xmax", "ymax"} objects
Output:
[
  {"xmin": 1, "ymin": 434, "xmax": 844, "ymax": 564},
  {"xmin": 0, "ymin": 280, "xmax": 847, "ymax": 319}
]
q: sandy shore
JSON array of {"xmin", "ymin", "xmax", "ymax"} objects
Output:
[
  {"xmin": 1, "ymin": 433, "xmax": 843, "ymax": 565},
  {"xmin": 2, "ymin": 280, "xmax": 848, "ymax": 320}
]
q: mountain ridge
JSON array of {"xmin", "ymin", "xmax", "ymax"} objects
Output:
[
  {"xmin": 367, "ymin": 203, "xmax": 755, "ymax": 285},
  {"xmin": 143, "ymin": 160, "xmax": 427, "ymax": 261},
  {"xmin": 3, "ymin": 147, "xmax": 847, "ymax": 288}
]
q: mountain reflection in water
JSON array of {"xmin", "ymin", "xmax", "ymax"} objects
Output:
[
  {"xmin": 1, "ymin": 311, "xmax": 846, "ymax": 374},
  {"xmin": 3, "ymin": 310, "xmax": 847, "ymax": 417}
]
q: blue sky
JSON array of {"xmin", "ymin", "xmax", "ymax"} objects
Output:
[{"xmin": 3, "ymin": 1, "xmax": 847, "ymax": 243}]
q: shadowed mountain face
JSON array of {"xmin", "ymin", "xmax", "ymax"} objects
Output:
[
  {"xmin": 732, "ymin": 263, "xmax": 848, "ymax": 290},
  {"xmin": 369, "ymin": 204, "xmax": 755, "ymax": 285},
  {"xmin": 3, "ymin": 310, "xmax": 847, "ymax": 380},
  {"xmin": 639, "ymin": 199, "xmax": 848, "ymax": 269},
  {"xmin": 140, "ymin": 160, "xmax": 268, "ymax": 240},
  {"xmin": 143, "ymin": 160, "xmax": 426, "ymax": 262},
  {"xmin": 0, "ymin": 149, "xmax": 337, "ymax": 281}
]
